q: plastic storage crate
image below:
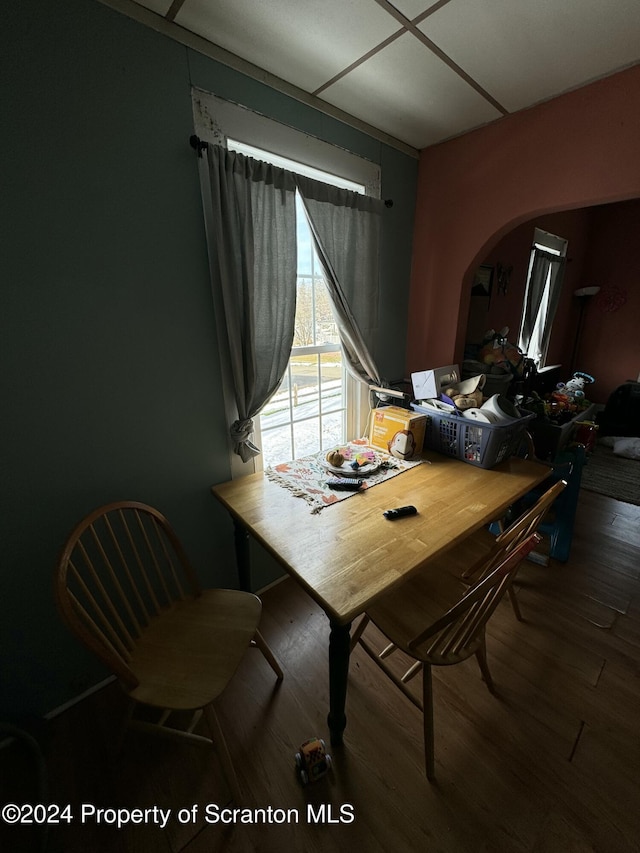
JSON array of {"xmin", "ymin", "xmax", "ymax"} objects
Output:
[{"xmin": 410, "ymin": 403, "xmax": 535, "ymax": 468}]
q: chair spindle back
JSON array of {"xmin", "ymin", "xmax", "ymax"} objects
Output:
[
  {"xmin": 462, "ymin": 478, "xmax": 567, "ymax": 582},
  {"xmin": 54, "ymin": 502, "xmax": 202, "ymax": 688},
  {"xmin": 410, "ymin": 533, "xmax": 542, "ymax": 663}
]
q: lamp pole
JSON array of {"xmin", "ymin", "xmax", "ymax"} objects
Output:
[{"xmin": 570, "ymin": 286, "xmax": 599, "ymax": 374}]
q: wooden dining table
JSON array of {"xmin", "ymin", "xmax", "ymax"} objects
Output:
[{"xmin": 211, "ymin": 450, "xmax": 550, "ymax": 745}]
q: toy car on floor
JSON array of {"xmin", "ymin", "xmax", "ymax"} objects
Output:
[{"xmin": 295, "ymin": 737, "xmax": 332, "ymax": 785}]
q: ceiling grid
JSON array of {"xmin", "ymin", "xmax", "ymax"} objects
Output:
[{"xmin": 108, "ymin": 0, "xmax": 640, "ymax": 150}]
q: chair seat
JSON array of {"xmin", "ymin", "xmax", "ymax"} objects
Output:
[
  {"xmin": 437, "ymin": 528, "xmax": 496, "ymax": 580},
  {"xmin": 130, "ymin": 589, "xmax": 262, "ymax": 710},
  {"xmin": 366, "ymin": 528, "xmax": 501, "ymax": 662},
  {"xmin": 367, "ymin": 567, "xmax": 475, "ymax": 665}
]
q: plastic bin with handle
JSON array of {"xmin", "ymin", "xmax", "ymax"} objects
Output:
[{"xmin": 410, "ymin": 402, "xmax": 535, "ymax": 469}]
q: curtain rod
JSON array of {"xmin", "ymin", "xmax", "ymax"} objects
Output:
[
  {"xmin": 189, "ymin": 135, "xmax": 393, "ymax": 207},
  {"xmin": 190, "ymin": 134, "xmax": 208, "ymax": 157}
]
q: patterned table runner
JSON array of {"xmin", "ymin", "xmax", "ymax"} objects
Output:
[{"xmin": 265, "ymin": 442, "xmax": 422, "ymax": 513}]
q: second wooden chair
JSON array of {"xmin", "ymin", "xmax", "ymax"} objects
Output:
[
  {"xmin": 351, "ymin": 533, "xmax": 542, "ymax": 780},
  {"xmin": 54, "ymin": 500, "xmax": 283, "ymax": 801}
]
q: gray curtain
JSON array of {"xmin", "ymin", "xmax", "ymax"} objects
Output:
[
  {"xmin": 202, "ymin": 144, "xmax": 297, "ymax": 462},
  {"xmin": 519, "ymin": 248, "xmax": 566, "ymax": 362},
  {"xmin": 295, "ymin": 176, "xmax": 383, "ymax": 386}
]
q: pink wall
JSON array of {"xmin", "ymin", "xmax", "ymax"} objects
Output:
[
  {"xmin": 408, "ymin": 62, "xmax": 640, "ymax": 404},
  {"xmin": 577, "ymin": 200, "xmax": 640, "ymax": 401}
]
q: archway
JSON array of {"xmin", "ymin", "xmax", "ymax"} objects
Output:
[
  {"xmin": 458, "ymin": 199, "xmax": 639, "ymax": 404},
  {"xmin": 407, "ymin": 63, "xmax": 640, "ymax": 382}
]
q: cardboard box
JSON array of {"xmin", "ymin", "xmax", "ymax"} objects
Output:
[
  {"xmin": 411, "ymin": 365, "xmax": 460, "ymax": 401},
  {"xmin": 368, "ymin": 406, "xmax": 426, "ymax": 460}
]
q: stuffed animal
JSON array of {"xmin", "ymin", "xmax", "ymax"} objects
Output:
[
  {"xmin": 478, "ymin": 327, "xmax": 525, "ymax": 377},
  {"xmin": 557, "ymin": 371, "xmax": 595, "ymax": 401},
  {"xmin": 444, "ymin": 386, "xmax": 484, "ymax": 410}
]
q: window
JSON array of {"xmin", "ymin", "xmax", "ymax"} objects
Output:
[
  {"xmin": 192, "ymin": 88, "xmax": 381, "ymax": 472},
  {"xmin": 518, "ymin": 228, "xmax": 567, "ymax": 367},
  {"xmin": 228, "ymin": 140, "xmax": 367, "ymax": 468}
]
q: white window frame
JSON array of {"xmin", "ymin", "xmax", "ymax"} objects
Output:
[
  {"xmin": 192, "ymin": 89, "xmax": 380, "ymax": 474},
  {"xmin": 192, "ymin": 88, "xmax": 381, "ymax": 197}
]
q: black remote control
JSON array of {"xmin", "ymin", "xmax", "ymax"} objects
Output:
[
  {"xmin": 327, "ymin": 477, "xmax": 364, "ymax": 491},
  {"xmin": 383, "ymin": 505, "xmax": 418, "ymax": 520}
]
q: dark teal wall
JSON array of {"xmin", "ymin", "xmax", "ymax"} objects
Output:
[{"xmin": 1, "ymin": 0, "xmax": 417, "ymax": 716}]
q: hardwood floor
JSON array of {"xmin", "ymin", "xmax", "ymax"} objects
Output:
[{"xmin": 3, "ymin": 489, "xmax": 639, "ymax": 852}]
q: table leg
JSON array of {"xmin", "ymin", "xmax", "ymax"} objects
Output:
[
  {"xmin": 327, "ymin": 618, "xmax": 352, "ymax": 746},
  {"xmin": 233, "ymin": 518, "xmax": 251, "ymax": 592}
]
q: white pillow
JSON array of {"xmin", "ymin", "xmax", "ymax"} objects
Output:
[{"xmin": 613, "ymin": 437, "xmax": 640, "ymax": 460}]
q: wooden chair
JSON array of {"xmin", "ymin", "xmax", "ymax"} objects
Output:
[
  {"xmin": 358, "ymin": 479, "xmax": 566, "ymax": 691},
  {"xmin": 466, "ymin": 478, "xmax": 567, "ymax": 620},
  {"xmin": 490, "ymin": 433, "xmax": 584, "ymax": 564},
  {"xmin": 54, "ymin": 501, "xmax": 283, "ymax": 800},
  {"xmin": 500, "ymin": 444, "xmax": 586, "ymax": 564},
  {"xmin": 351, "ymin": 533, "xmax": 542, "ymax": 780}
]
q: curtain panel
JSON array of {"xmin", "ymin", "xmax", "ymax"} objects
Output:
[
  {"xmin": 537, "ymin": 254, "xmax": 565, "ymax": 365},
  {"xmin": 519, "ymin": 248, "xmax": 566, "ymax": 363},
  {"xmin": 295, "ymin": 176, "xmax": 383, "ymax": 386},
  {"xmin": 202, "ymin": 144, "xmax": 297, "ymax": 462}
]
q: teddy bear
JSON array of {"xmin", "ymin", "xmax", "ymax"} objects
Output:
[
  {"xmin": 443, "ymin": 386, "xmax": 484, "ymax": 410},
  {"xmin": 478, "ymin": 327, "xmax": 525, "ymax": 377}
]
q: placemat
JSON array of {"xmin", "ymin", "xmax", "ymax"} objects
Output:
[{"xmin": 265, "ymin": 442, "xmax": 422, "ymax": 513}]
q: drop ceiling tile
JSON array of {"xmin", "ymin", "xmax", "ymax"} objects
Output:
[
  {"xmin": 174, "ymin": 0, "xmax": 402, "ymax": 93},
  {"xmin": 320, "ymin": 31, "xmax": 502, "ymax": 149},
  {"xmin": 420, "ymin": 0, "xmax": 640, "ymax": 112}
]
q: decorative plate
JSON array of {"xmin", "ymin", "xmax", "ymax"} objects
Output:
[{"xmin": 323, "ymin": 445, "xmax": 381, "ymax": 477}]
